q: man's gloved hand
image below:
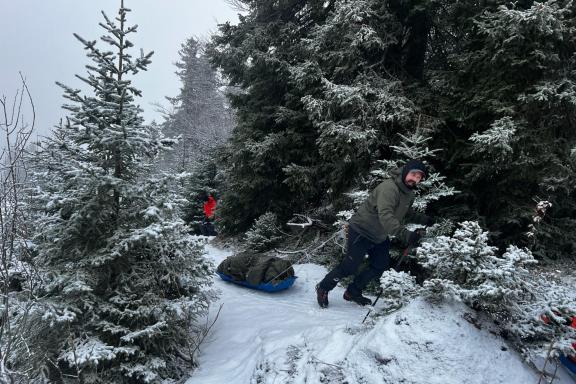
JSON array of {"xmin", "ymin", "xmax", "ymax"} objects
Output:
[
  {"xmin": 425, "ymin": 216, "xmax": 435, "ymax": 227},
  {"xmin": 408, "ymin": 229, "xmax": 425, "ymax": 246}
]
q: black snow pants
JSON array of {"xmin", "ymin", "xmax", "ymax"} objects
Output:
[
  {"xmin": 201, "ymin": 217, "xmax": 217, "ymax": 236},
  {"xmin": 319, "ymin": 225, "xmax": 390, "ymax": 295}
]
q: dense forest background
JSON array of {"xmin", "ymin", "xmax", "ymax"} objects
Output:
[{"xmin": 205, "ymin": 0, "xmax": 576, "ymax": 260}]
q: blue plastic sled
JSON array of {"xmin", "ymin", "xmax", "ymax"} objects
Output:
[
  {"xmin": 217, "ymin": 272, "xmax": 297, "ymax": 292},
  {"xmin": 560, "ymin": 354, "xmax": 576, "ymax": 376}
]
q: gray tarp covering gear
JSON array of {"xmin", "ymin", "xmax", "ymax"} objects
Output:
[{"xmin": 217, "ymin": 252, "xmax": 295, "ymax": 285}]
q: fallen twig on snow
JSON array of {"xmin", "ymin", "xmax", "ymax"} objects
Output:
[
  {"xmin": 188, "ymin": 303, "xmax": 224, "ymax": 361},
  {"xmin": 310, "ymin": 356, "xmax": 342, "ymax": 370}
]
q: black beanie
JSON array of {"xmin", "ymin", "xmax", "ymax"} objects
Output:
[{"xmin": 401, "ymin": 159, "xmax": 428, "ymax": 182}]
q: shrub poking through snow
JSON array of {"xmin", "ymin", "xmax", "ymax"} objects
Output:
[
  {"xmin": 537, "ymin": 304, "xmax": 576, "ymax": 358},
  {"xmin": 244, "ymin": 212, "xmax": 283, "ymax": 252},
  {"xmin": 377, "ymin": 270, "xmax": 421, "ymax": 315},
  {"xmin": 416, "ymin": 221, "xmax": 576, "ymax": 362},
  {"xmin": 505, "ymin": 276, "xmax": 576, "ymax": 361},
  {"xmin": 417, "ymin": 221, "xmax": 537, "ymax": 313}
]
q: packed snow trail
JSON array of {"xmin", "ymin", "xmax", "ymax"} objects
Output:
[{"xmin": 186, "ymin": 243, "xmax": 552, "ymax": 384}]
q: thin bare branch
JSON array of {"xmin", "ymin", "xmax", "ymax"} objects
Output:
[
  {"xmin": 223, "ymin": 0, "xmax": 250, "ymax": 13},
  {"xmin": 0, "ymin": 74, "xmax": 36, "ymax": 384}
]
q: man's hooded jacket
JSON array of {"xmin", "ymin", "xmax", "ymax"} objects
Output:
[{"xmin": 348, "ymin": 165, "xmax": 429, "ymax": 245}]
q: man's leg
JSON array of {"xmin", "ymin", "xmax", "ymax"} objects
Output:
[
  {"xmin": 200, "ymin": 218, "xmax": 208, "ymax": 236},
  {"xmin": 207, "ymin": 220, "xmax": 217, "ymax": 236},
  {"xmin": 346, "ymin": 238, "xmax": 390, "ymax": 296},
  {"xmin": 316, "ymin": 227, "xmax": 373, "ymax": 308},
  {"xmin": 318, "ymin": 227, "xmax": 373, "ymax": 291}
]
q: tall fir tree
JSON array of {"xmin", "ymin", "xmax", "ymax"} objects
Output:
[
  {"xmin": 160, "ymin": 37, "xmax": 233, "ymax": 172},
  {"xmin": 292, "ymin": 0, "xmax": 421, "ymax": 204},
  {"xmin": 207, "ymin": 0, "xmax": 333, "ymax": 233},
  {"xmin": 26, "ymin": 3, "xmax": 211, "ymax": 383}
]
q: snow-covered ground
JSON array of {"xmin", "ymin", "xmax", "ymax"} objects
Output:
[{"xmin": 187, "ymin": 243, "xmax": 574, "ymax": 384}]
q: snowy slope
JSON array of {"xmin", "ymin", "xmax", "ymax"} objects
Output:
[{"xmin": 186, "ymin": 243, "xmax": 570, "ymax": 384}]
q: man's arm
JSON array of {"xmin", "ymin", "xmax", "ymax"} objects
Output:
[{"xmin": 406, "ymin": 206, "xmax": 432, "ymax": 226}]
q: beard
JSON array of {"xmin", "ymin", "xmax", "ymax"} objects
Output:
[{"xmin": 404, "ymin": 179, "xmax": 418, "ymax": 189}]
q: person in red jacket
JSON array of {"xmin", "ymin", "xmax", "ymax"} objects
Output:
[
  {"xmin": 203, "ymin": 195, "xmax": 216, "ymax": 219},
  {"xmin": 201, "ymin": 193, "xmax": 217, "ymax": 236}
]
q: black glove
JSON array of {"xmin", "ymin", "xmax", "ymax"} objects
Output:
[
  {"xmin": 425, "ymin": 216, "xmax": 435, "ymax": 227},
  {"xmin": 408, "ymin": 230, "xmax": 423, "ymax": 246}
]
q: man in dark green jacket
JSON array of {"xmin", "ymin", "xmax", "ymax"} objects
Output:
[{"xmin": 316, "ymin": 159, "xmax": 433, "ymax": 308}]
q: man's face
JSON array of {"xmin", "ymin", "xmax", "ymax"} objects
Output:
[{"xmin": 404, "ymin": 170, "xmax": 424, "ymax": 187}]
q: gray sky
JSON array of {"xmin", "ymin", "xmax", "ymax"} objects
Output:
[{"xmin": 0, "ymin": 0, "xmax": 239, "ymax": 139}]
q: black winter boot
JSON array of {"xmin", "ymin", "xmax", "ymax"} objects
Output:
[
  {"xmin": 343, "ymin": 290, "xmax": 372, "ymax": 306},
  {"xmin": 316, "ymin": 284, "xmax": 329, "ymax": 308}
]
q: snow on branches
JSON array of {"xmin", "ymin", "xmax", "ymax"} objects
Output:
[
  {"xmin": 376, "ymin": 270, "xmax": 421, "ymax": 315},
  {"xmin": 417, "ymin": 221, "xmax": 536, "ymax": 312},
  {"xmin": 469, "ymin": 116, "xmax": 518, "ymax": 162},
  {"xmin": 244, "ymin": 212, "xmax": 283, "ymax": 252},
  {"xmin": 25, "ymin": 4, "xmax": 213, "ymax": 383},
  {"xmin": 416, "ymin": 221, "xmax": 576, "ymax": 361}
]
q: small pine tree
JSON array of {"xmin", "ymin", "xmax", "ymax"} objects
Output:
[
  {"xmin": 376, "ymin": 270, "xmax": 421, "ymax": 315},
  {"xmin": 243, "ymin": 212, "xmax": 283, "ymax": 253},
  {"xmin": 159, "ymin": 37, "xmax": 233, "ymax": 172},
  {"xmin": 417, "ymin": 221, "xmax": 537, "ymax": 313},
  {"xmin": 418, "ymin": 220, "xmax": 576, "ymax": 363},
  {"xmin": 26, "ymin": 3, "xmax": 212, "ymax": 383}
]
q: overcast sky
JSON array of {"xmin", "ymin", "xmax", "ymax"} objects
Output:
[{"xmin": 0, "ymin": 0, "xmax": 239, "ymax": 139}]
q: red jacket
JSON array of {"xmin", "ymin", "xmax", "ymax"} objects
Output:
[{"xmin": 203, "ymin": 195, "xmax": 216, "ymax": 218}]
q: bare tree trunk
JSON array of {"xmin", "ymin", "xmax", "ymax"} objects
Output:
[{"xmin": 0, "ymin": 73, "xmax": 35, "ymax": 383}]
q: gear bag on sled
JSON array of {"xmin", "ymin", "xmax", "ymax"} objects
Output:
[{"xmin": 216, "ymin": 252, "xmax": 297, "ymax": 292}]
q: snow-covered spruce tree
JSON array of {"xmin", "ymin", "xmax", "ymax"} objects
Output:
[
  {"xmin": 292, "ymin": 0, "xmax": 435, "ymax": 206},
  {"xmin": 243, "ymin": 212, "xmax": 283, "ymax": 253},
  {"xmin": 26, "ymin": 4, "xmax": 211, "ymax": 383},
  {"xmin": 417, "ymin": 221, "xmax": 537, "ymax": 314},
  {"xmin": 206, "ymin": 0, "xmax": 332, "ymax": 233},
  {"xmin": 430, "ymin": 1, "xmax": 576, "ymax": 257}
]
